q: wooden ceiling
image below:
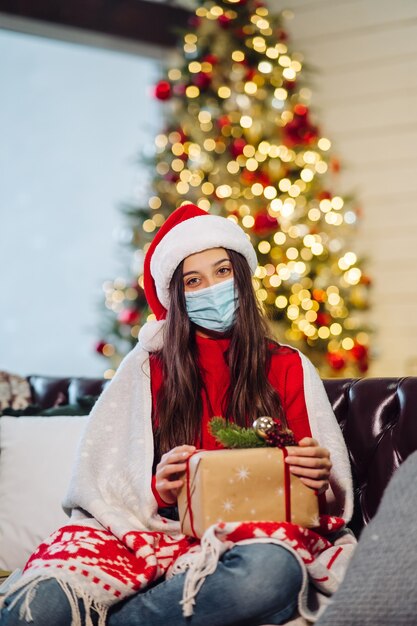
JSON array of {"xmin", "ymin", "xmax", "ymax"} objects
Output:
[{"xmin": 0, "ymin": 0, "xmax": 193, "ymax": 47}]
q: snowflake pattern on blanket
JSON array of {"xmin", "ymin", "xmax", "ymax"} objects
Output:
[{"xmin": 17, "ymin": 515, "xmax": 349, "ymax": 618}]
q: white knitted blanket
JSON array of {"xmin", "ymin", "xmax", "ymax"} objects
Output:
[{"xmin": 4, "ymin": 321, "xmax": 355, "ymax": 625}]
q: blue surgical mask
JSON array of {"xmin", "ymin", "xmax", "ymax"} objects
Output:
[{"xmin": 184, "ymin": 278, "xmax": 238, "ymax": 333}]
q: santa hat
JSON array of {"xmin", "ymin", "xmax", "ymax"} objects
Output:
[{"xmin": 143, "ymin": 204, "xmax": 258, "ymax": 319}]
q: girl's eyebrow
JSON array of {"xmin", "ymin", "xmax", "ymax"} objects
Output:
[{"xmin": 182, "ymin": 258, "xmax": 230, "ymax": 278}]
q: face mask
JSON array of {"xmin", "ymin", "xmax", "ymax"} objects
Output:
[{"xmin": 184, "ymin": 278, "xmax": 238, "ymax": 333}]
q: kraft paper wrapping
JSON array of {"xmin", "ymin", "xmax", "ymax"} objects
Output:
[{"xmin": 178, "ymin": 448, "xmax": 319, "ymax": 538}]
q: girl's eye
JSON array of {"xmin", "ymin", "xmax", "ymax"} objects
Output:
[
  {"xmin": 185, "ymin": 277, "xmax": 200, "ymax": 287},
  {"xmin": 218, "ymin": 266, "xmax": 232, "ymax": 275}
]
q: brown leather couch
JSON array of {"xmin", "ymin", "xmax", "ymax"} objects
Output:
[{"xmin": 28, "ymin": 374, "xmax": 417, "ymax": 537}]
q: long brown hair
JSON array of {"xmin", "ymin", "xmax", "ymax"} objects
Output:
[{"xmin": 153, "ymin": 249, "xmax": 284, "ymax": 459}]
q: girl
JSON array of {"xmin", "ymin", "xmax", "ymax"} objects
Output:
[{"xmin": 0, "ymin": 204, "xmax": 354, "ymax": 626}]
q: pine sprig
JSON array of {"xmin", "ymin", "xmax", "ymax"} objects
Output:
[{"xmin": 209, "ymin": 416, "xmax": 266, "ymax": 448}]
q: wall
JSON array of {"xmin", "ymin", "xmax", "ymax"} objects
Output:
[
  {"xmin": 0, "ymin": 28, "xmax": 161, "ymax": 377},
  {"xmin": 287, "ymin": 0, "xmax": 417, "ymax": 376}
]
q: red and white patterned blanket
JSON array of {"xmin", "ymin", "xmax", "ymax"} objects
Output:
[{"xmin": 13, "ymin": 514, "xmax": 354, "ymax": 624}]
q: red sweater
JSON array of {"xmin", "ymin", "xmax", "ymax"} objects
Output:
[{"xmin": 150, "ymin": 335, "xmax": 312, "ymax": 507}]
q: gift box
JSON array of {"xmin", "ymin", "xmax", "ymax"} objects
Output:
[{"xmin": 177, "ymin": 448, "xmax": 319, "ymax": 538}]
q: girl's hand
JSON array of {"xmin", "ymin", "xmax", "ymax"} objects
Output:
[
  {"xmin": 155, "ymin": 445, "xmax": 196, "ymax": 505},
  {"xmin": 285, "ymin": 437, "xmax": 332, "ymax": 494}
]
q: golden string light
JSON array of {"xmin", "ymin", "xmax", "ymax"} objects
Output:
[{"xmin": 98, "ymin": 0, "xmax": 371, "ymax": 378}]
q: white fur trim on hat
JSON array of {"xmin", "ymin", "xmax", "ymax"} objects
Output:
[
  {"xmin": 138, "ymin": 320, "xmax": 166, "ymax": 352},
  {"xmin": 150, "ymin": 215, "xmax": 258, "ymax": 310}
]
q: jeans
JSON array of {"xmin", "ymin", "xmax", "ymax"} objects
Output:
[{"xmin": 0, "ymin": 544, "xmax": 302, "ymax": 626}]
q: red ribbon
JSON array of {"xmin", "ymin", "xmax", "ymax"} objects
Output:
[
  {"xmin": 184, "ymin": 452, "xmax": 198, "ymax": 538},
  {"xmin": 282, "ymin": 447, "xmax": 292, "ymax": 523}
]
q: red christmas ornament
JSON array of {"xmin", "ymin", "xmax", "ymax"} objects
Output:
[
  {"xmin": 316, "ymin": 312, "xmax": 331, "ymax": 327},
  {"xmin": 283, "ymin": 79, "xmax": 297, "ymax": 92},
  {"xmin": 154, "ymin": 80, "xmax": 171, "ymax": 101},
  {"xmin": 164, "ymin": 171, "xmax": 179, "ymax": 183},
  {"xmin": 230, "ymin": 138, "xmax": 247, "ymax": 158},
  {"xmin": 350, "ymin": 343, "xmax": 368, "ymax": 362},
  {"xmin": 193, "ymin": 72, "xmax": 212, "ymax": 90},
  {"xmin": 276, "ymin": 28, "xmax": 289, "ymax": 42},
  {"xmin": 118, "ymin": 309, "xmax": 140, "ymax": 325},
  {"xmin": 312, "ymin": 289, "xmax": 326, "ymax": 303},
  {"xmin": 265, "ymin": 419, "xmax": 297, "ymax": 448},
  {"xmin": 283, "ymin": 105, "xmax": 319, "ymax": 147},
  {"xmin": 255, "ymin": 170, "xmax": 272, "ymax": 187},
  {"xmin": 253, "ymin": 211, "xmax": 279, "ymax": 235},
  {"xmin": 203, "ymin": 54, "xmax": 218, "ymax": 65},
  {"xmin": 95, "ymin": 341, "xmax": 106, "ymax": 355},
  {"xmin": 327, "ymin": 351, "xmax": 346, "ymax": 371},
  {"xmin": 317, "ymin": 190, "xmax": 332, "ymax": 201},
  {"xmin": 330, "ymin": 157, "xmax": 341, "ymax": 173},
  {"xmin": 218, "ymin": 14, "xmax": 232, "ymax": 28},
  {"xmin": 240, "ymin": 169, "xmax": 271, "ymax": 187},
  {"xmin": 294, "ymin": 104, "xmax": 308, "ymax": 116},
  {"xmin": 360, "ymin": 274, "xmax": 372, "ymax": 286},
  {"xmin": 240, "ymin": 169, "xmax": 257, "ymax": 184},
  {"xmin": 218, "ymin": 115, "xmax": 231, "ymax": 129}
]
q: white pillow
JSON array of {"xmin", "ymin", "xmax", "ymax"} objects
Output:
[{"xmin": 0, "ymin": 415, "xmax": 88, "ymax": 571}]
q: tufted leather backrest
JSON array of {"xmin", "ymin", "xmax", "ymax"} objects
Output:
[
  {"xmin": 323, "ymin": 377, "xmax": 417, "ymax": 535},
  {"xmin": 27, "ymin": 374, "xmax": 417, "ymax": 536}
]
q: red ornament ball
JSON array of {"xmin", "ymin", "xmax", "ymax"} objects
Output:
[
  {"xmin": 230, "ymin": 138, "xmax": 247, "ymax": 158},
  {"xmin": 193, "ymin": 72, "xmax": 212, "ymax": 90},
  {"xmin": 203, "ymin": 54, "xmax": 218, "ymax": 65},
  {"xmin": 283, "ymin": 105, "xmax": 319, "ymax": 147},
  {"xmin": 283, "ymin": 79, "xmax": 297, "ymax": 92},
  {"xmin": 330, "ymin": 158, "xmax": 341, "ymax": 173},
  {"xmin": 316, "ymin": 312, "xmax": 331, "ymax": 327},
  {"xmin": 154, "ymin": 80, "xmax": 171, "ymax": 101},
  {"xmin": 276, "ymin": 28, "xmax": 289, "ymax": 42},
  {"xmin": 327, "ymin": 351, "xmax": 346, "ymax": 371},
  {"xmin": 218, "ymin": 14, "xmax": 232, "ymax": 28},
  {"xmin": 253, "ymin": 211, "xmax": 279, "ymax": 235},
  {"xmin": 95, "ymin": 341, "xmax": 106, "ymax": 355},
  {"xmin": 294, "ymin": 104, "xmax": 308, "ymax": 116},
  {"xmin": 218, "ymin": 115, "xmax": 231, "ymax": 129},
  {"xmin": 350, "ymin": 343, "xmax": 368, "ymax": 361},
  {"xmin": 118, "ymin": 309, "xmax": 140, "ymax": 325},
  {"xmin": 317, "ymin": 190, "xmax": 332, "ymax": 201}
]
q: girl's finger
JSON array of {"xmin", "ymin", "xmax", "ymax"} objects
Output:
[
  {"xmin": 161, "ymin": 444, "xmax": 195, "ymax": 459},
  {"xmin": 285, "ymin": 447, "xmax": 330, "ymax": 460},
  {"xmin": 288, "ymin": 465, "xmax": 330, "ymax": 480},
  {"xmin": 156, "ymin": 478, "xmax": 183, "ymax": 491},
  {"xmin": 157, "ymin": 462, "xmax": 187, "ymax": 478},
  {"xmin": 285, "ymin": 455, "xmax": 332, "ymax": 469}
]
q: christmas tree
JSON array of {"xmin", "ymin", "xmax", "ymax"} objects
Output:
[{"xmin": 96, "ymin": 0, "xmax": 371, "ymax": 378}]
